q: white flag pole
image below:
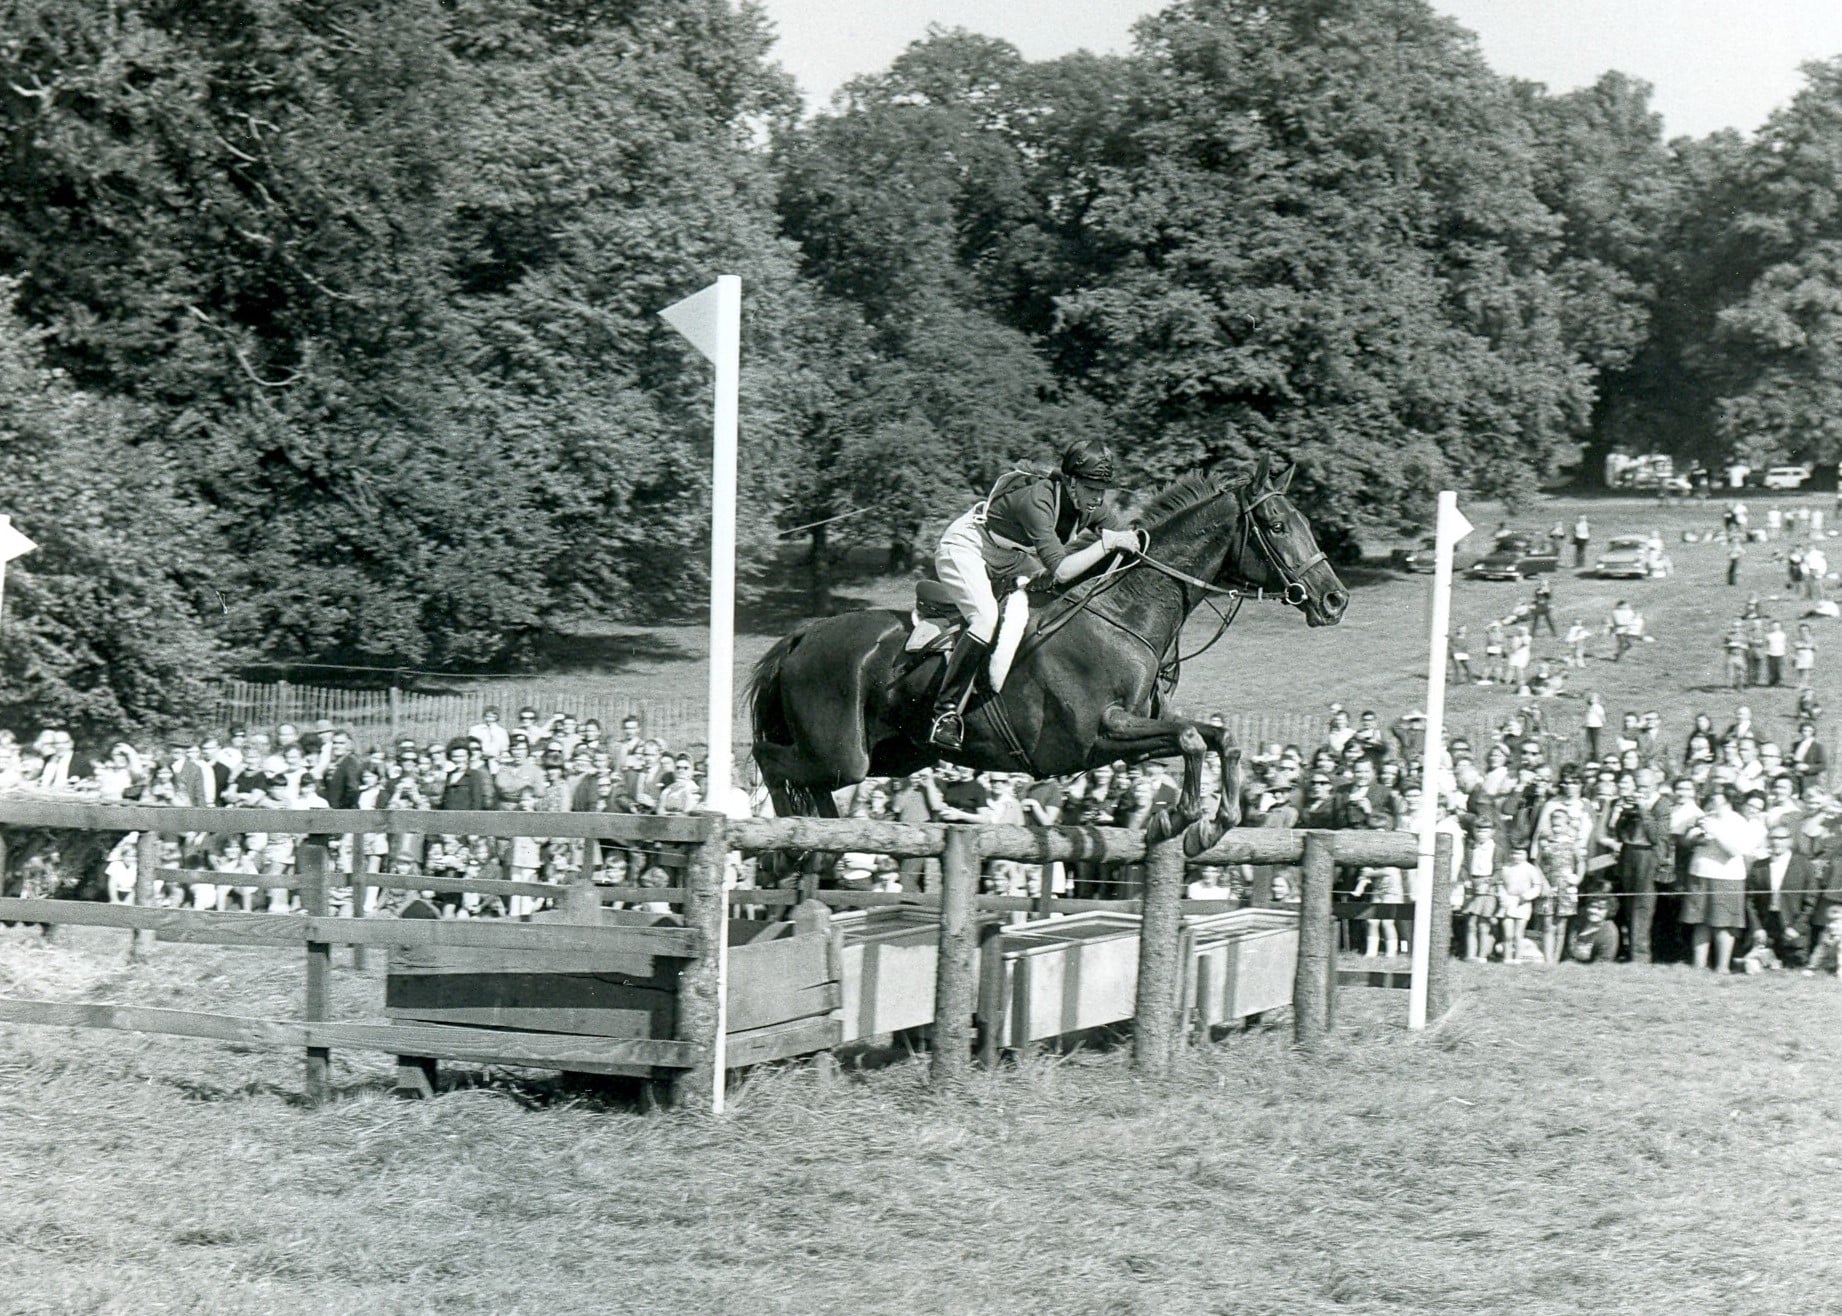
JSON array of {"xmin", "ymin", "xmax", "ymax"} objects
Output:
[
  {"xmin": 1409, "ymin": 491, "xmax": 1472, "ymax": 1030},
  {"xmin": 659, "ymin": 274, "xmax": 741, "ymax": 1113}
]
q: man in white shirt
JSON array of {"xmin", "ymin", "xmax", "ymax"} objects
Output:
[{"xmin": 466, "ymin": 706, "xmax": 511, "ymax": 765}]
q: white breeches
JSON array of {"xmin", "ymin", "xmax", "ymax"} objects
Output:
[{"xmin": 935, "ymin": 507, "xmax": 1001, "ymax": 643}]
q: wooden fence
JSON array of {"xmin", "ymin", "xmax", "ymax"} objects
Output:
[
  {"xmin": 211, "ymin": 679, "xmax": 709, "ymax": 752},
  {"xmin": 0, "ymin": 799, "xmax": 1449, "ymax": 1109}
]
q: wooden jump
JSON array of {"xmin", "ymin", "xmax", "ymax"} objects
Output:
[{"xmin": 0, "ymin": 800, "xmax": 1453, "ymax": 1109}]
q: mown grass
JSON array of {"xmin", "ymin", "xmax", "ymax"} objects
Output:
[{"xmin": 4, "ymin": 922, "xmax": 1839, "ymax": 1315}]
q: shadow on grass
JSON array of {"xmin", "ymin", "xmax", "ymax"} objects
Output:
[{"xmin": 526, "ymin": 628, "xmax": 697, "ymax": 675}]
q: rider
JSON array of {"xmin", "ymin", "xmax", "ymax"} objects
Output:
[{"xmin": 929, "ymin": 437, "xmax": 1140, "ymax": 750}]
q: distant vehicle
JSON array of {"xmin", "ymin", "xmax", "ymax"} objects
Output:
[
  {"xmin": 1390, "ymin": 535, "xmax": 1481, "ymax": 574},
  {"xmin": 1467, "ymin": 532, "xmax": 1560, "ymax": 581},
  {"xmin": 1628, "ymin": 469, "xmax": 1693, "ymax": 496},
  {"xmin": 1763, "ymin": 465, "xmax": 1812, "ymax": 490},
  {"xmin": 1595, "ymin": 535, "xmax": 1656, "ymax": 580},
  {"xmin": 1390, "ymin": 535, "xmax": 1439, "ymax": 573}
]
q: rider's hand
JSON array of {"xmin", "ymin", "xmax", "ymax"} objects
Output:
[{"xmin": 1101, "ymin": 528, "xmax": 1139, "ymax": 554}]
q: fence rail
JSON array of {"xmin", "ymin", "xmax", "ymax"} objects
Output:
[{"xmin": 0, "ymin": 799, "xmax": 1450, "ymax": 1109}]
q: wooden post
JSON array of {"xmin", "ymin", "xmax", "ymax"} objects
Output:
[
  {"xmin": 388, "ymin": 683, "xmax": 401, "ymax": 743},
  {"xmin": 1427, "ymin": 830, "xmax": 1455, "ymax": 1024},
  {"xmin": 670, "ymin": 813, "xmax": 729, "ymax": 1112},
  {"xmin": 349, "ymin": 832, "xmax": 368, "ymax": 971},
  {"xmin": 1132, "ymin": 833, "xmax": 1187, "ymax": 1077},
  {"xmin": 1293, "ymin": 831, "xmax": 1336, "ymax": 1048},
  {"xmin": 129, "ymin": 830, "xmax": 160, "ymax": 961},
  {"xmin": 931, "ymin": 827, "xmax": 980, "ymax": 1088},
  {"xmin": 300, "ymin": 843, "xmax": 332, "ymax": 1106},
  {"xmin": 976, "ymin": 918, "xmax": 1005, "ymax": 1069}
]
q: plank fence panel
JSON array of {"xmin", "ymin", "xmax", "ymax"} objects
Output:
[
  {"xmin": 0, "ymin": 999, "xmax": 698, "ymax": 1070},
  {"xmin": 0, "ymin": 897, "xmax": 698, "ymax": 956}
]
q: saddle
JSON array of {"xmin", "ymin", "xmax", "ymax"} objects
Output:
[
  {"xmin": 904, "ymin": 579, "xmax": 964, "ymax": 655},
  {"xmin": 905, "ymin": 577, "xmax": 1036, "ymax": 693}
]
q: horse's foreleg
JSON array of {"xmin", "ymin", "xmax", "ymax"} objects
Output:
[{"xmin": 1097, "ymin": 708, "xmax": 1234, "ymax": 816}]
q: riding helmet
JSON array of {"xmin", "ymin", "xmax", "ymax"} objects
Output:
[{"xmin": 1061, "ymin": 438, "xmax": 1118, "ymax": 487}]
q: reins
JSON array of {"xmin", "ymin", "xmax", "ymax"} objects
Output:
[{"xmin": 1006, "ymin": 478, "xmax": 1317, "ymax": 690}]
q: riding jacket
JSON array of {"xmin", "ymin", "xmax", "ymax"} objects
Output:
[{"xmin": 978, "ymin": 469, "xmax": 1127, "ymax": 580}]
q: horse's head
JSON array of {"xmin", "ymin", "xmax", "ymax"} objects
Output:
[{"xmin": 1226, "ymin": 456, "xmax": 1348, "ymax": 627}]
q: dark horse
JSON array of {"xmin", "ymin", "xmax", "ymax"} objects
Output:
[{"xmin": 749, "ymin": 455, "xmax": 1348, "ymax": 819}]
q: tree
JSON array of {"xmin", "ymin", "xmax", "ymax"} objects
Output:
[
  {"xmin": 0, "ymin": 284, "xmax": 225, "ymax": 739},
  {"xmin": 1704, "ymin": 60, "xmax": 1842, "ymax": 465},
  {"xmin": 1043, "ymin": 0, "xmax": 1591, "ymax": 530}
]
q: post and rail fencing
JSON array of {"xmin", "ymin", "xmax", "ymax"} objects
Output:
[{"xmin": 0, "ymin": 799, "xmax": 1451, "ymax": 1110}]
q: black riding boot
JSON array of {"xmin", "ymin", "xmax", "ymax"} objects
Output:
[{"xmin": 929, "ymin": 633, "xmax": 991, "ymax": 751}]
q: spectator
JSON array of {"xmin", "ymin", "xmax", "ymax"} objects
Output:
[
  {"xmin": 1789, "ymin": 721, "xmax": 1827, "ymax": 796},
  {"xmin": 1608, "ymin": 600, "xmax": 1638, "ymax": 662},
  {"xmin": 1450, "ymin": 625, "xmax": 1473, "ymax": 683},
  {"xmin": 1571, "ymin": 514, "xmax": 1591, "ymax": 567},
  {"xmin": 1565, "ymin": 885, "xmax": 1621, "ymax": 963},
  {"xmin": 467, "ymin": 706, "xmax": 510, "ymax": 764},
  {"xmin": 437, "ymin": 737, "xmax": 494, "ymax": 812},
  {"xmin": 1746, "ymin": 824, "xmax": 1814, "ymax": 967},
  {"xmin": 1804, "ymin": 904, "xmax": 1842, "ymax": 977},
  {"xmin": 1794, "ymin": 622, "xmax": 1817, "ymax": 690},
  {"xmin": 1739, "ymin": 927, "xmax": 1782, "ymax": 974},
  {"xmin": 1498, "ymin": 845, "xmax": 1543, "ymax": 964},
  {"xmin": 1530, "ymin": 577, "xmax": 1557, "ymax": 636},
  {"xmin": 1681, "ymin": 786, "xmax": 1759, "ymax": 973},
  {"xmin": 323, "ymin": 730, "xmax": 365, "ymax": 811}
]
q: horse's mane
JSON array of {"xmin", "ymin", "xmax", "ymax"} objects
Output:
[{"xmin": 1138, "ymin": 469, "xmax": 1234, "ymax": 527}]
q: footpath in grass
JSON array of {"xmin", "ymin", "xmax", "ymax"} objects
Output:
[{"xmin": 2, "ymin": 924, "xmax": 1840, "ymax": 1315}]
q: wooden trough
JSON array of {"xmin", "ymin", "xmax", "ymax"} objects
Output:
[{"xmin": 385, "ymin": 905, "xmax": 842, "ymax": 1096}]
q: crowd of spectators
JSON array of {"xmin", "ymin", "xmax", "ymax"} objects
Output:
[
  {"xmin": 5, "ymin": 692, "xmax": 1842, "ymax": 978},
  {"xmin": 1219, "ymin": 699, "xmax": 1842, "ymax": 977},
  {"xmin": 0, "ymin": 709, "xmax": 751, "ymax": 917}
]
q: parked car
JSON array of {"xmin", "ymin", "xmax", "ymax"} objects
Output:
[
  {"xmin": 1390, "ymin": 535, "xmax": 1438, "ymax": 573},
  {"xmin": 1629, "ymin": 469, "xmax": 1694, "ymax": 496},
  {"xmin": 1763, "ymin": 465, "xmax": 1812, "ymax": 490},
  {"xmin": 1595, "ymin": 535, "xmax": 1656, "ymax": 580},
  {"xmin": 1466, "ymin": 532, "xmax": 1560, "ymax": 581}
]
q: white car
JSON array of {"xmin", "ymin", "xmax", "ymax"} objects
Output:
[{"xmin": 1763, "ymin": 466, "xmax": 1811, "ymax": 490}]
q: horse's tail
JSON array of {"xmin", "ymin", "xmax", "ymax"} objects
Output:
[
  {"xmin": 747, "ymin": 628, "xmax": 804, "ymax": 752},
  {"xmin": 746, "ymin": 625, "xmax": 840, "ymax": 820}
]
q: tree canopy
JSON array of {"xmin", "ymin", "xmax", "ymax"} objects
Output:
[{"xmin": 1, "ymin": 0, "xmax": 1837, "ymax": 726}]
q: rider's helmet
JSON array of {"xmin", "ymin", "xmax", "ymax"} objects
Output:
[{"xmin": 1060, "ymin": 438, "xmax": 1118, "ymax": 487}]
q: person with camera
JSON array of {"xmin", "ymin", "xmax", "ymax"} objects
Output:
[
  {"xmin": 1680, "ymin": 785, "xmax": 1762, "ymax": 973},
  {"xmin": 1598, "ymin": 770, "xmax": 1666, "ymax": 961}
]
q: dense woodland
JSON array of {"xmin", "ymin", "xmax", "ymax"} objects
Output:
[{"xmin": 3, "ymin": 0, "xmax": 1842, "ymax": 735}]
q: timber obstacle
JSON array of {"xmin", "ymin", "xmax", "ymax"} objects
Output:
[{"xmin": 0, "ymin": 800, "xmax": 1452, "ymax": 1110}]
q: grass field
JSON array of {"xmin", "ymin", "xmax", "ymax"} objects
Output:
[
  {"xmin": 3, "ymin": 923, "xmax": 1840, "ymax": 1315},
  {"xmin": 456, "ymin": 490, "xmax": 1841, "ymax": 764}
]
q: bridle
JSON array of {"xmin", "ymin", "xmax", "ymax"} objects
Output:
[
  {"xmin": 1131, "ymin": 481, "xmax": 1327, "ymax": 611},
  {"xmin": 1043, "ymin": 477, "xmax": 1331, "ymax": 688}
]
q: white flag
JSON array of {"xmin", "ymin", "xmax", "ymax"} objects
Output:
[
  {"xmin": 659, "ymin": 282, "xmax": 725, "ymax": 364},
  {"xmin": 0, "ymin": 516, "xmax": 36, "ymax": 564}
]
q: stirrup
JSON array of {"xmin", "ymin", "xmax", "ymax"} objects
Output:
[{"xmin": 929, "ymin": 709, "xmax": 965, "ymax": 750}]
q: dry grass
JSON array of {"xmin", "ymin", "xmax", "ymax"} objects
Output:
[{"xmin": 3, "ymin": 921, "xmax": 1840, "ymax": 1315}]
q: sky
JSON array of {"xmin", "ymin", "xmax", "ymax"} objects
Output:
[{"xmin": 756, "ymin": 0, "xmax": 1842, "ymax": 139}]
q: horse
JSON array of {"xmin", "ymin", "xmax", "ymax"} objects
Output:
[{"xmin": 748, "ymin": 455, "xmax": 1348, "ymax": 822}]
